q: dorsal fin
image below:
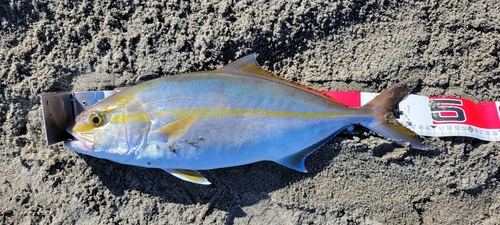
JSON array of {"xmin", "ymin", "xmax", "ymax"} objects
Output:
[
  {"xmin": 217, "ymin": 54, "xmax": 347, "ymax": 106},
  {"xmin": 217, "ymin": 54, "xmax": 283, "ymax": 81}
]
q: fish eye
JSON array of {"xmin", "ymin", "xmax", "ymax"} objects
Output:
[{"xmin": 89, "ymin": 112, "xmax": 104, "ymax": 127}]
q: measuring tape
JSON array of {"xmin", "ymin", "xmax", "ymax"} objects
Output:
[{"xmin": 323, "ymin": 91, "xmax": 500, "ymax": 142}]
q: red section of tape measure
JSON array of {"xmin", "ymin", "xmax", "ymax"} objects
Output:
[
  {"xmin": 321, "ymin": 91, "xmax": 361, "ymax": 108},
  {"xmin": 322, "ymin": 91, "xmax": 500, "ymax": 130}
]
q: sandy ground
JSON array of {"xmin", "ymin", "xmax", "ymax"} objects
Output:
[{"xmin": 1, "ymin": 0, "xmax": 500, "ymax": 224}]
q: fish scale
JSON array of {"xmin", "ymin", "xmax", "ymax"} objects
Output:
[{"xmin": 65, "ymin": 54, "xmax": 425, "ymax": 185}]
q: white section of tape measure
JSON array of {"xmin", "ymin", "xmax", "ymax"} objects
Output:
[
  {"xmin": 360, "ymin": 92, "xmax": 378, "ymax": 105},
  {"xmin": 360, "ymin": 92, "xmax": 500, "ymax": 141},
  {"xmin": 408, "ymin": 124, "xmax": 500, "ymax": 141},
  {"xmin": 397, "ymin": 94, "xmax": 433, "ymax": 127}
]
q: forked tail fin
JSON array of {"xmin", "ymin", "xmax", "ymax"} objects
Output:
[{"xmin": 361, "ymin": 84, "xmax": 427, "ymax": 149}]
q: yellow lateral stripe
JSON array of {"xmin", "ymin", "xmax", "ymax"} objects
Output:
[
  {"xmin": 104, "ymin": 108, "xmax": 349, "ymax": 126},
  {"xmin": 109, "ymin": 113, "xmax": 150, "ymax": 124},
  {"xmin": 154, "ymin": 107, "xmax": 348, "ymax": 120}
]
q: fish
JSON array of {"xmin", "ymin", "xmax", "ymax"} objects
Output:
[{"xmin": 65, "ymin": 54, "xmax": 426, "ymax": 185}]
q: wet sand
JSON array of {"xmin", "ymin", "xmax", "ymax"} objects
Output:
[{"xmin": 1, "ymin": 0, "xmax": 499, "ymax": 224}]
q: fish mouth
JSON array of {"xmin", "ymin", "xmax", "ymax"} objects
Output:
[
  {"xmin": 64, "ymin": 139, "xmax": 94, "ymax": 152},
  {"xmin": 64, "ymin": 120, "xmax": 95, "ymax": 152}
]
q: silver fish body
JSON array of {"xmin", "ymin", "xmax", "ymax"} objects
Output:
[{"xmin": 65, "ymin": 54, "xmax": 425, "ymax": 184}]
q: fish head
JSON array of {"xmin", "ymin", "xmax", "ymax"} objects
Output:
[
  {"xmin": 65, "ymin": 107, "xmax": 116, "ymax": 154},
  {"xmin": 64, "ymin": 93, "xmax": 151, "ymax": 157}
]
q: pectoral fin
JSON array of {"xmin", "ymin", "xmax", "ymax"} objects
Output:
[
  {"xmin": 164, "ymin": 169, "xmax": 211, "ymax": 185},
  {"xmin": 155, "ymin": 116, "xmax": 198, "ymax": 141}
]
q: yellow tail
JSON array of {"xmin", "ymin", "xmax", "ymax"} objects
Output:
[{"xmin": 361, "ymin": 84, "xmax": 427, "ymax": 149}]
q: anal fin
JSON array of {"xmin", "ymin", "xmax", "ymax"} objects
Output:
[
  {"xmin": 274, "ymin": 145, "xmax": 320, "ymax": 173},
  {"xmin": 164, "ymin": 169, "xmax": 211, "ymax": 185},
  {"xmin": 274, "ymin": 130, "xmax": 343, "ymax": 173}
]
